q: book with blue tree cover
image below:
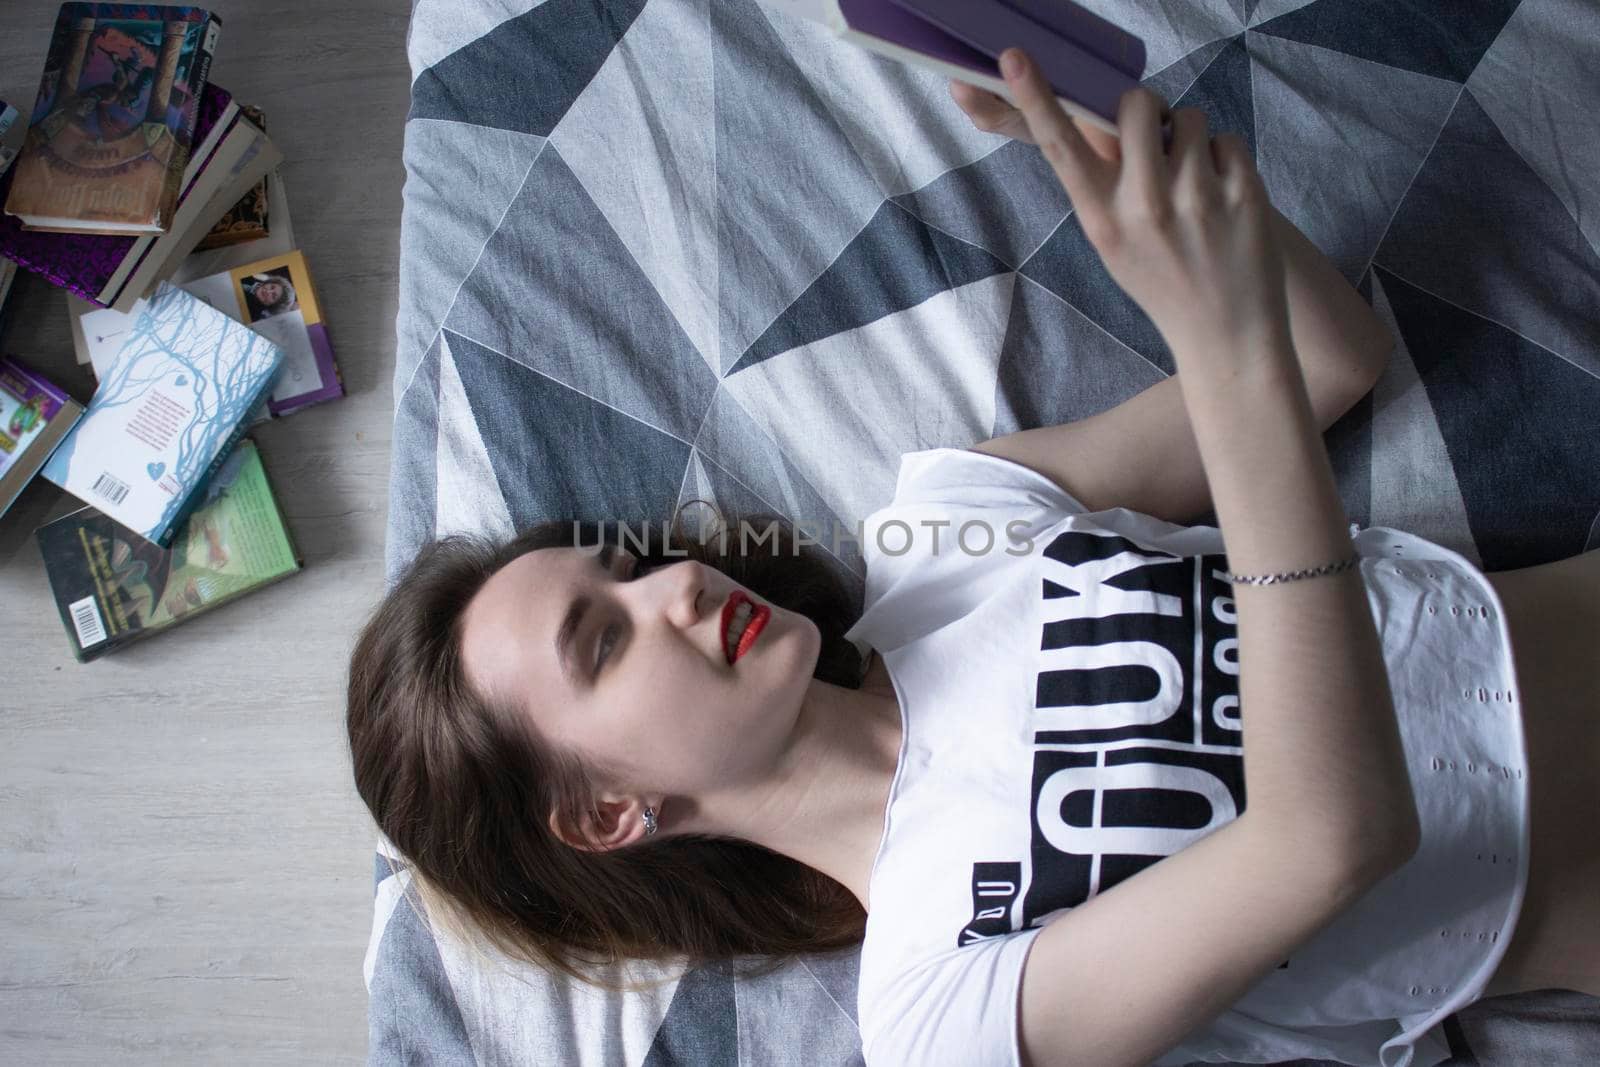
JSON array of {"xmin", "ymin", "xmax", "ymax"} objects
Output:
[{"xmin": 41, "ymin": 280, "xmax": 283, "ymax": 546}]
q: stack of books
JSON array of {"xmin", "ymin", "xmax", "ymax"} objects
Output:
[{"xmin": 0, "ymin": 2, "xmax": 347, "ymax": 662}]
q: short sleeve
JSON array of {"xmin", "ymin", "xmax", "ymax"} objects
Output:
[
  {"xmin": 891, "ymin": 447, "xmax": 1091, "ymax": 516},
  {"xmin": 859, "ymin": 926, "xmax": 1046, "ymax": 1067},
  {"xmin": 844, "ymin": 448, "xmax": 1088, "ymax": 659}
]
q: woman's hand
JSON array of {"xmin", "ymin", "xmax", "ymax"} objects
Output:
[
  {"xmin": 948, "ymin": 78, "xmax": 1122, "ymax": 164},
  {"xmin": 963, "ymin": 49, "xmax": 1291, "ymax": 355}
]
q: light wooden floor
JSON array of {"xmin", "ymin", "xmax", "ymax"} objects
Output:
[{"xmin": 1, "ymin": 3, "xmax": 411, "ymax": 1061}]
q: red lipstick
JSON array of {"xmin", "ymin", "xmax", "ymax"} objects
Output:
[{"xmin": 722, "ymin": 590, "xmax": 770, "ymax": 664}]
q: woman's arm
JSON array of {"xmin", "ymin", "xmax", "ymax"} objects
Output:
[
  {"xmin": 970, "ymin": 209, "xmax": 1393, "ymax": 527},
  {"xmin": 1172, "ymin": 319, "xmax": 1418, "ymax": 851},
  {"xmin": 1016, "ymin": 320, "xmax": 1419, "ymax": 1067},
  {"xmin": 977, "ymin": 49, "xmax": 1421, "ymax": 1067},
  {"xmin": 1272, "ymin": 203, "xmax": 1394, "ymax": 388}
]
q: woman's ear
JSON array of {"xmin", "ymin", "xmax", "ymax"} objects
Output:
[{"xmin": 548, "ymin": 797, "xmax": 653, "ymax": 853}]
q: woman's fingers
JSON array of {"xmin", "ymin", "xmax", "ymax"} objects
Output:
[
  {"xmin": 1167, "ymin": 107, "xmax": 1220, "ymax": 202},
  {"xmin": 1115, "ymin": 86, "xmax": 1172, "ymax": 210},
  {"xmin": 1210, "ymin": 132, "xmax": 1266, "ymax": 204},
  {"xmin": 998, "ymin": 48, "xmax": 1112, "ymax": 210},
  {"xmin": 948, "ymin": 79, "xmax": 1036, "ymax": 144}
]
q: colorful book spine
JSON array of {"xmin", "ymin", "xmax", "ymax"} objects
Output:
[
  {"xmin": 40, "ymin": 281, "xmax": 285, "ymax": 546},
  {"xmin": 4, "ymin": 3, "xmax": 221, "ymax": 232},
  {"xmin": 0, "ymin": 83, "xmax": 232, "ymax": 303},
  {"xmin": 37, "ymin": 438, "xmax": 302, "ymax": 662},
  {"xmin": 194, "ymin": 103, "xmax": 268, "ymax": 250}
]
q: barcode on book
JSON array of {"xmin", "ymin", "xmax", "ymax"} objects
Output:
[
  {"xmin": 91, "ymin": 472, "xmax": 130, "ymax": 506},
  {"xmin": 68, "ymin": 595, "xmax": 108, "ymax": 649}
]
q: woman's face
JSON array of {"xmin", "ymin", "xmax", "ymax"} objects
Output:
[
  {"xmin": 255, "ymin": 280, "xmax": 285, "ymax": 307},
  {"xmin": 459, "ymin": 543, "xmax": 821, "ymax": 803}
]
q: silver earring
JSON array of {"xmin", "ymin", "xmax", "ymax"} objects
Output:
[{"xmin": 642, "ymin": 806, "xmax": 658, "ymax": 836}]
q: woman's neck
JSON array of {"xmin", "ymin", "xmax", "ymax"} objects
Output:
[{"xmin": 703, "ymin": 661, "xmax": 903, "ymax": 912}]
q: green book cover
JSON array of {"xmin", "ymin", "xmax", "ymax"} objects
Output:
[{"xmin": 37, "ymin": 437, "xmax": 300, "ymax": 662}]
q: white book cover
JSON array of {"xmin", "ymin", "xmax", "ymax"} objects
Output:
[{"xmin": 41, "ymin": 282, "xmax": 285, "ymax": 546}]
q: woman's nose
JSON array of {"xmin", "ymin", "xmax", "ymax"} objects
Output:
[
  {"xmin": 680, "ymin": 562, "xmax": 705, "ymax": 625},
  {"xmin": 642, "ymin": 558, "xmax": 704, "ymax": 628}
]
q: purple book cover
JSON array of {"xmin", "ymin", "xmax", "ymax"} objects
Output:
[
  {"xmin": 845, "ymin": 0, "xmax": 1159, "ymax": 140},
  {"xmin": 0, "ymin": 82, "xmax": 231, "ymax": 303}
]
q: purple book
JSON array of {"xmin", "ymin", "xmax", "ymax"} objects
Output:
[
  {"xmin": 0, "ymin": 83, "xmax": 233, "ymax": 306},
  {"xmin": 780, "ymin": 0, "xmax": 1170, "ymax": 148}
]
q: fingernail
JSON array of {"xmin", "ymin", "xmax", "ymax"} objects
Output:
[{"xmin": 1001, "ymin": 49, "xmax": 1022, "ymax": 80}]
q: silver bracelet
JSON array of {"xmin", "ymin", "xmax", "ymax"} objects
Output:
[{"xmin": 1220, "ymin": 552, "xmax": 1362, "ymax": 586}]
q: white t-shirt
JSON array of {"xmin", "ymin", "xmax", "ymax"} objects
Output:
[{"xmin": 842, "ymin": 447, "xmax": 1530, "ymax": 1067}]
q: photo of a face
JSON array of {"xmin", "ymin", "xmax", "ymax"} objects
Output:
[{"xmin": 242, "ymin": 267, "xmax": 299, "ymax": 322}]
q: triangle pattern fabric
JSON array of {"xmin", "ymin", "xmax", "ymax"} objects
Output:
[
  {"xmin": 409, "ymin": 0, "xmax": 648, "ymax": 134},
  {"xmin": 731, "ymin": 958, "xmax": 869, "ymax": 1065},
  {"xmin": 441, "ymin": 143, "xmax": 719, "ymax": 445},
  {"xmin": 1173, "ymin": 34, "xmax": 1257, "ymax": 161},
  {"xmin": 435, "ymin": 332, "xmax": 516, "ymax": 542},
  {"xmin": 990, "ymin": 273, "xmax": 1165, "ymax": 439},
  {"xmin": 434, "ymin": 932, "xmax": 684, "ymax": 1067},
  {"xmin": 690, "ymin": 389, "xmax": 862, "ymax": 578},
  {"xmin": 1320, "ymin": 267, "xmax": 1379, "ymax": 529},
  {"xmin": 759, "ymin": 2, "xmax": 1008, "ymax": 199},
  {"xmin": 1253, "ymin": 0, "xmax": 1522, "ymax": 81},
  {"xmin": 1324, "ymin": 389, "xmax": 1373, "ymax": 530},
  {"xmin": 1020, "ymin": 212, "xmax": 1174, "ymax": 375},
  {"xmin": 641, "ymin": 962, "xmax": 737, "ymax": 1067},
  {"xmin": 548, "ymin": 0, "xmax": 721, "ymax": 375},
  {"xmin": 732, "ymin": 201, "xmax": 1011, "ymax": 374},
  {"xmin": 1142, "ymin": 36, "xmax": 1235, "ymax": 112},
  {"xmin": 1247, "ymin": 29, "xmax": 1461, "ymax": 285},
  {"xmin": 365, "ymin": 866, "xmax": 476, "ymax": 1066},
  {"xmin": 1379, "ymin": 265, "xmax": 1600, "ymax": 569},
  {"xmin": 1077, "ymin": 0, "xmax": 1241, "ymax": 76},
  {"xmin": 891, "ymin": 139, "xmax": 1076, "ymax": 271},
  {"xmin": 444, "ymin": 329, "xmax": 694, "ymax": 533},
  {"xmin": 1365, "ymin": 273, "xmax": 1480, "ymax": 565},
  {"xmin": 1246, "ymin": 0, "xmax": 1317, "ymax": 27},
  {"xmin": 396, "ymin": 119, "xmax": 546, "ymax": 393},
  {"xmin": 721, "ymin": 272, "xmax": 1018, "ymax": 541},
  {"xmin": 1465, "ymin": 0, "xmax": 1600, "ymax": 257},
  {"xmin": 676, "ymin": 448, "xmax": 719, "ymax": 538},
  {"xmin": 386, "ymin": 335, "xmax": 441, "ymax": 588},
  {"xmin": 407, "ymin": 0, "xmax": 547, "ymax": 82},
  {"xmin": 712, "ymin": 0, "xmax": 901, "ymax": 376},
  {"xmin": 1374, "ymin": 89, "xmax": 1600, "ymax": 380}
]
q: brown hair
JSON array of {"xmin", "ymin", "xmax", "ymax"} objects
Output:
[{"xmin": 347, "ymin": 510, "xmax": 871, "ymax": 992}]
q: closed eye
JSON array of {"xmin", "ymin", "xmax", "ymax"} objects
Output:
[{"xmin": 595, "ymin": 554, "xmax": 644, "ymax": 673}]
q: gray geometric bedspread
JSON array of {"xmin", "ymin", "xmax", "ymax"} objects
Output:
[{"xmin": 369, "ymin": 0, "xmax": 1600, "ymax": 1063}]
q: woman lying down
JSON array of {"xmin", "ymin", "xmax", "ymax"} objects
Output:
[{"xmin": 347, "ymin": 46, "xmax": 1599, "ymax": 1067}]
